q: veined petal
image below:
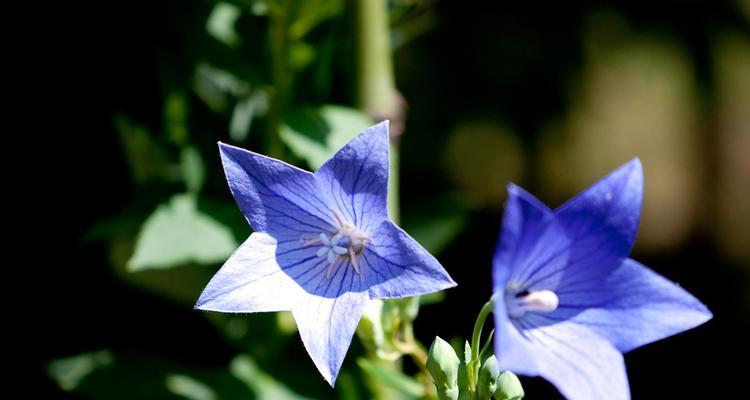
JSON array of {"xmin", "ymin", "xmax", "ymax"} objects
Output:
[
  {"xmin": 494, "ymin": 292, "xmax": 629, "ymax": 400},
  {"xmin": 315, "ymin": 121, "xmax": 390, "ymax": 233},
  {"xmin": 195, "ymin": 232, "xmax": 307, "ymax": 312},
  {"xmin": 292, "ymin": 286, "xmax": 370, "ymax": 385},
  {"xmin": 219, "ymin": 142, "xmax": 336, "ymax": 238},
  {"xmin": 494, "ymin": 184, "xmax": 571, "ymax": 290},
  {"xmin": 553, "ymin": 158, "xmax": 643, "ymax": 281},
  {"xmin": 544, "ymin": 258, "xmax": 712, "ymax": 353},
  {"xmin": 366, "ymin": 220, "xmax": 456, "ymax": 299}
]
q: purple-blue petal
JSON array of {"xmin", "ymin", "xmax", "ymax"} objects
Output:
[
  {"xmin": 366, "ymin": 220, "xmax": 456, "ymax": 299},
  {"xmin": 553, "ymin": 158, "xmax": 643, "ymax": 279},
  {"xmin": 493, "ymin": 184, "xmax": 571, "ymax": 290},
  {"xmin": 501, "ymin": 310, "xmax": 630, "ymax": 400},
  {"xmin": 195, "ymin": 232, "xmax": 307, "ymax": 312},
  {"xmin": 541, "ymin": 258, "xmax": 712, "ymax": 353},
  {"xmin": 315, "ymin": 121, "xmax": 390, "ymax": 233},
  {"xmin": 292, "ymin": 284, "xmax": 370, "ymax": 386},
  {"xmin": 219, "ymin": 142, "xmax": 336, "ymax": 239}
]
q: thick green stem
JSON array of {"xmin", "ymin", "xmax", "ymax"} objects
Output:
[
  {"xmin": 354, "ymin": 0, "xmax": 396, "ymax": 118},
  {"xmin": 267, "ymin": 0, "xmax": 289, "ymax": 159},
  {"xmin": 354, "ymin": 0, "xmax": 400, "ymax": 223}
]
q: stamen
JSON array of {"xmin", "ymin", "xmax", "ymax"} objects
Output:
[
  {"xmin": 349, "ymin": 247, "xmax": 361, "ymax": 275},
  {"xmin": 505, "ymin": 289, "xmax": 559, "ymax": 318},
  {"xmin": 308, "ymin": 209, "xmax": 372, "ymax": 279}
]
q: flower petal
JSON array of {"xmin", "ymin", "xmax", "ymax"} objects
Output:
[
  {"xmin": 195, "ymin": 232, "xmax": 308, "ymax": 312},
  {"xmin": 543, "ymin": 258, "xmax": 712, "ymax": 353},
  {"xmin": 494, "ymin": 294, "xmax": 630, "ymax": 400},
  {"xmin": 292, "ymin": 287, "xmax": 370, "ymax": 386},
  {"xmin": 553, "ymin": 158, "xmax": 643, "ymax": 275},
  {"xmin": 315, "ymin": 121, "xmax": 390, "ymax": 232},
  {"xmin": 366, "ymin": 220, "xmax": 456, "ymax": 299},
  {"xmin": 493, "ymin": 184, "xmax": 570, "ymax": 290},
  {"xmin": 219, "ymin": 142, "xmax": 335, "ymax": 239}
]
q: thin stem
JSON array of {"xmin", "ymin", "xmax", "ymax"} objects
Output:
[
  {"xmin": 471, "ymin": 300, "xmax": 494, "ymax": 365},
  {"xmin": 468, "ymin": 298, "xmax": 495, "ymax": 398}
]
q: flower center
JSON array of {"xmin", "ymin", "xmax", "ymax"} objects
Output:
[
  {"xmin": 505, "ymin": 288, "xmax": 559, "ymax": 319},
  {"xmin": 303, "ymin": 209, "xmax": 370, "ymax": 278}
]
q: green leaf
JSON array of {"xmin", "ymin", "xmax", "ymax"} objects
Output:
[
  {"xmin": 48, "ymin": 351, "xmax": 251, "ymax": 399},
  {"xmin": 230, "ymin": 91, "xmax": 269, "ymax": 142},
  {"xmin": 128, "ymin": 194, "xmax": 238, "ymax": 271},
  {"xmin": 164, "ymin": 91, "xmax": 189, "ymax": 145},
  {"xmin": 230, "ymin": 355, "xmax": 312, "ymax": 400},
  {"xmin": 206, "ymin": 2, "xmax": 242, "ymax": 48},
  {"xmin": 114, "ymin": 114, "xmax": 172, "ymax": 185},
  {"xmin": 48, "ymin": 350, "xmax": 114, "ymax": 391},
  {"xmin": 280, "ymin": 105, "xmax": 374, "ymax": 170},
  {"xmin": 357, "ymin": 358, "xmax": 425, "ymax": 399},
  {"xmin": 166, "ymin": 374, "xmax": 217, "ymax": 400},
  {"xmin": 181, "ymin": 146, "xmax": 206, "ymax": 193},
  {"xmin": 403, "ymin": 197, "xmax": 471, "ymax": 256}
]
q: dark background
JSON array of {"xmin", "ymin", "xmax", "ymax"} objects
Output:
[{"xmin": 27, "ymin": 0, "xmax": 749, "ymax": 398}]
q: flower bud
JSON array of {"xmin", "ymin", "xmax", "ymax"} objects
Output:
[
  {"xmin": 477, "ymin": 355, "xmax": 500, "ymax": 400},
  {"xmin": 427, "ymin": 336, "xmax": 461, "ymax": 400},
  {"xmin": 495, "ymin": 370, "xmax": 524, "ymax": 400}
]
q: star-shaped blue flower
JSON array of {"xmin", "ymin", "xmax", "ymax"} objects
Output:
[
  {"xmin": 492, "ymin": 159, "xmax": 711, "ymax": 400},
  {"xmin": 196, "ymin": 121, "xmax": 456, "ymax": 385}
]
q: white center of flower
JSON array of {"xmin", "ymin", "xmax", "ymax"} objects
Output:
[
  {"xmin": 505, "ymin": 288, "xmax": 559, "ymax": 318},
  {"xmin": 303, "ymin": 209, "xmax": 370, "ymax": 278}
]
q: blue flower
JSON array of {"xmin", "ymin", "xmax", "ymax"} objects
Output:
[
  {"xmin": 492, "ymin": 159, "xmax": 711, "ymax": 400},
  {"xmin": 196, "ymin": 121, "xmax": 456, "ymax": 385}
]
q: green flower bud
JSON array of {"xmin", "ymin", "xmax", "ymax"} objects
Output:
[
  {"xmin": 427, "ymin": 336, "xmax": 461, "ymax": 400},
  {"xmin": 495, "ymin": 370, "xmax": 524, "ymax": 400},
  {"xmin": 477, "ymin": 355, "xmax": 500, "ymax": 400}
]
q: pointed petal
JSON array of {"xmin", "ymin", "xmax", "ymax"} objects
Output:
[
  {"xmin": 292, "ymin": 286, "xmax": 370, "ymax": 385},
  {"xmin": 315, "ymin": 121, "xmax": 390, "ymax": 232},
  {"xmin": 366, "ymin": 220, "xmax": 456, "ymax": 299},
  {"xmin": 544, "ymin": 258, "xmax": 712, "ymax": 352},
  {"xmin": 493, "ymin": 184, "xmax": 571, "ymax": 290},
  {"xmin": 494, "ymin": 293, "xmax": 630, "ymax": 400},
  {"xmin": 554, "ymin": 158, "xmax": 643, "ymax": 274},
  {"xmin": 219, "ymin": 142, "xmax": 335, "ymax": 239},
  {"xmin": 195, "ymin": 232, "xmax": 308, "ymax": 312}
]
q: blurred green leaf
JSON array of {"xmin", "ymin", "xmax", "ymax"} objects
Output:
[
  {"xmin": 230, "ymin": 91, "xmax": 269, "ymax": 141},
  {"xmin": 166, "ymin": 374, "xmax": 217, "ymax": 400},
  {"xmin": 403, "ymin": 197, "xmax": 471, "ymax": 256},
  {"xmin": 193, "ymin": 63, "xmax": 252, "ymax": 113},
  {"xmin": 115, "ymin": 114, "xmax": 174, "ymax": 185},
  {"xmin": 230, "ymin": 355, "xmax": 312, "ymax": 400},
  {"xmin": 280, "ymin": 105, "xmax": 374, "ymax": 170},
  {"xmin": 48, "ymin": 350, "xmax": 114, "ymax": 391},
  {"xmin": 164, "ymin": 91, "xmax": 190, "ymax": 145},
  {"xmin": 289, "ymin": 0, "xmax": 343, "ymax": 39},
  {"xmin": 356, "ymin": 358, "xmax": 424, "ymax": 399},
  {"xmin": 128, "ymin": 193, "xmax": 238, "ymax": 271},
  {"xmin": 181, "ymin": 146, "xmax": 206, "ymax": 193},
  {"xmin": 207, "ymin": 2, "xmax": 242, "ymax": 48},
  {"xmin": 49, "ymin": 351, "xmax": 252, "ymax": 400}
]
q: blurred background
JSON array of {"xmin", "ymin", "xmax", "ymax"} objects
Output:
[{"xmin": 30, "ymin": 0, "xmax": 749, "ymax": 398}]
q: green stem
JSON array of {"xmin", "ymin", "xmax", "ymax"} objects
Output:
[
  {"xmin": 354, "ymin": 0, "xmax": 400, "ymax": 223},
  {"xmin": 267, "ymin": 0, "xmax": 289, "ymax": 159},
  {"xmin": 468, "ymin": 299, "xmax": 494, "ymax": 398},
  {"xmin": 354, "ymin": 0, "xmax": 396, "ymax": 118}
]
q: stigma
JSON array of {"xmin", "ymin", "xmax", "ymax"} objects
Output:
[
  {"xmin": 505, "ymin": 288, "xmax": 559, "ymax": 319},
  {"xmin": 303, "ymin": 209, "xmax": 370, "ymax": 278}
]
